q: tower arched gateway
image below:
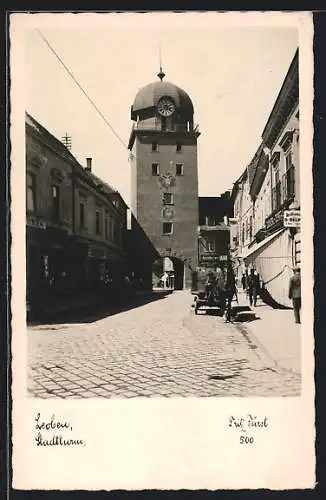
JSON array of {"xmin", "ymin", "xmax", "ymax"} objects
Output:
[{"xmin": 128, "ymin": 68, "xmax": 200, "ymax": 289}]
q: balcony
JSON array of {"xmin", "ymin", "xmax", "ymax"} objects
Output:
[
  {"xmin": 198, "ymin": 222, "xmax": 229, "ymax": 232},
  {"xmin": 272, "ymin": 166, "xmax": 295, "ymax": 212}
]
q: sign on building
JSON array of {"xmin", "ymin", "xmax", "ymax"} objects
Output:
[
  {"xmin": 284, "ymin": 210, "xmax": 301, "ymax": 228},
  {"xmin": 27, "ymin": 215, "xmax": 47, "ymax": 230}
]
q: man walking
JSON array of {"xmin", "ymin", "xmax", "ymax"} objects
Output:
[
  {"xmin": 223, "ymin": 260, "xmax": 237, "ymax": 323},
  {"xmin": 288, "ymin": 266, "xmax": 301, "ymax": 324},
  {"xmin": 247, "ymin": 268, "xmax": 260, "ymax": 307}
]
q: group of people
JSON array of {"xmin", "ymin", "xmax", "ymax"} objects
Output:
[
  {"xmin": 241, "ymin": 266, "xmax": 301, "ymax": 324},
  {"xmin": 204, "ymin": 261, "xmax": 237, "ymax": 323},
  {"xmin": 241, "ymin": 269, "xmax": 261, "ymax": 307}
]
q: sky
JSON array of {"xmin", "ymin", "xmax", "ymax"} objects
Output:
[{"xmin": 23, "ymin": 13, "xmax": 299, "ymax": 205}]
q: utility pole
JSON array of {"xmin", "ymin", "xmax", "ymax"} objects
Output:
[{"xmin": 62, "ymin": 133, "xmax": 72, "ymax": 150}]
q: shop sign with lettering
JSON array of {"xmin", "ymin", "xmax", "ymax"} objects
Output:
[
  {"xmin": 265, "ymin": 210, "xmax": 284, "ymax": 231},
  {"xmin": 27, "ymin": 215, "xmax": 47, "ymax": 230},
  {"xmin": 284, "ymin": 210, "xmax": 301, "ymax": 228}
]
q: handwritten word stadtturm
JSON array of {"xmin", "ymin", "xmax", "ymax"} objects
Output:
[{"xmin": 34, "ymin": 413, "xmax": 86, "ymax": 447}]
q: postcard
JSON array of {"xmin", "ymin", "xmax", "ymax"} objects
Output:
[{"xmin": 10, "ymin": 11, "xmax": 315, "ymax": 490}]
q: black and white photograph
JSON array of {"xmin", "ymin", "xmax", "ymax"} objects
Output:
[{"xmin": 10, "ymin": 11, "xmax": 315, "ymax": 490}]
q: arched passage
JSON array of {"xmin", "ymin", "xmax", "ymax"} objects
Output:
[
  {"xmin": 171, "ymin": 257, "xmax": 184, "ymax": 290},
  {"xmin": 152, "ymin": 256, "xmax": 185, "ymax": 290}
]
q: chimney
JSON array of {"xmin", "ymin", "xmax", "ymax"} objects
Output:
[{"xmin": 85, "ymin": 157, "xmax": 92, "ymax": 172}]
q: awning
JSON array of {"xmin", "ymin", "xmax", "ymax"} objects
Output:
[{"xmin": 242, "ymin": 228, "xmax": 286, "ymax": 260}]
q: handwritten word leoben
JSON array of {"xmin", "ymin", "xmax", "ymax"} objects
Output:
[{"xmin": 34, "ymin": 413, "xmax": 85, "ymax": 447}]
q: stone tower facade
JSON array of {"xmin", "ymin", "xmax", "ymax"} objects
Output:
[{"xmin": 128, "ymin": 70, "xmax": 200, "ymax": 289}]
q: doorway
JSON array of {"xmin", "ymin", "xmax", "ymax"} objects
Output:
[{"xmin": 172, "ymin": 257, "xmax": 184, "ymax": 290}]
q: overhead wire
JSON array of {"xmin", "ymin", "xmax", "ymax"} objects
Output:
[{"xmin": 35, "ymin": 28, "xmax": 130, "ymax": 153}]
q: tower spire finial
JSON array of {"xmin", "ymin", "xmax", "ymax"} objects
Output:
[{"xmin": 157, "ymin": 42, "xmax": 165, "ymax": 81}]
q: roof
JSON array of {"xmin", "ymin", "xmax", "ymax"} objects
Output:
[
  {"xmin": 26, "ymin": 112, "xmax": 79, "ymax": 166},
  {"xmin": 199, "ymin": 196, "xmax": 232, "ymax": 217},
  {"xmin": 87, "ymin": 171, "xmax": 116, "ymax": 195},
  {"xmin": 26, "ymin": 112, "xmax": 123, "ymax": 206},
  {"xmin": 132, "ymin": 80, "xmax": 194, "ymax": 118}
]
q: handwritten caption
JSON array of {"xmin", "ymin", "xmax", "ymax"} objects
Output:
[
  {"xmin": 229, "ymin": 414, "xmax": 269, "ymax": 444},
  {"xmin": 34, "ymin": 413, "xmax": 86, "ymax": 447}
]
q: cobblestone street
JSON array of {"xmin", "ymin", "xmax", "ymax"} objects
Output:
[{"xmin": 27, "ymin": 291, "xmax": 301, "ymax": 398}]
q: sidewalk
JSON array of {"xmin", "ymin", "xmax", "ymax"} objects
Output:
[{"xmin": 233, "ymin": 289, "xmax": 301, "ymax": 375}]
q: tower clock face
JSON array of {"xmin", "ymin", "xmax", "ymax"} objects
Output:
[{"xmin": 157, "ymin": 97, "xmax": 175, "ymax": 117}]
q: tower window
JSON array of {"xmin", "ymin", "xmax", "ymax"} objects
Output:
[
  {"xmin": 163, "ymin": 222, "xmax": 173, "ymax": 235},
  {"xmin": 152, "ymin": 163, "xmax": 160, "ymax": 176},
  {"xmin": 176, "ymin": 163, "xmax": 183, "ymax": 176},
  {"xmin": 152, "ymin": 142, "xmax": 158, "ymax": 152},
  {"xmin": 163, "ymin": 193, "xmax": 174, "ymax": 205},
  {"xmin": 176, "ymin": 142, "xmax": 182, "ymax": 152}
]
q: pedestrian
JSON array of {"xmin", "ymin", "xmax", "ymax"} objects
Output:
[
  {"xmin": 223, "ymin": 260, "xmax": 237, "ymax": 322},
  {"xmin": 215, "ymin": 263, "xmax": 225, "ymax": 295},
  {"xmin": 241, "ymin": 273, "xmax": 246, "ymax": 291},
  {"xmin": 247, "ymin": 268, "xmax": 260, "ymax": 307},
  {"xmin": 288, "ymin": 266, "xmax": 301, "ymax": 324}
]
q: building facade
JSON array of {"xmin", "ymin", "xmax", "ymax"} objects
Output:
[
  {"xmin": 197, "ymin": 194, "xmax": 232, "ymax": 270},
  {"xmin": 229, "ymin": 49, "xmax": 300, "ymax": 307},
  {"xmin": 128, "ymin": 69, "xmax": 200, "ymax": 289},
  {"xmin": 26, "ymin": 113, "xmax": 157, "ymax": 316}
]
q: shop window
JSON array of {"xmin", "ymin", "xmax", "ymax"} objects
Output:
[
  {"xmin": 176, "ymin": 142, "xmax": 182, "ymax": 152},
  {"xmin": 79, "ymin": 202, "xmax": 85, "ymax": 229},
  {"xmin": 152, "ymin": 142, "xmax": 158, "ymax": 152},
  {"xmin": 163, "ymin": 222, "xmax": 173, "ymax": 235},
  {"xmin": 176, "ymin": 163, "xmax": 183, "ymax": 176},
  {"xmin": 95, "ymin": 209, "xmax": 102, "ymax": 235},
  {"xmin": 163, "ymin": 193, "xmax": 173, "ymax": 205},
  {"xmin": 27, "ymin": 172, "xmax": 37, "ymax": 212},
  {"xmin": 52, "ymin": 185, "xmax": 60, "ymax": 221},
  {"xmin": 152, "ymin": 163, "xmax": 160, "ymax": 176}
]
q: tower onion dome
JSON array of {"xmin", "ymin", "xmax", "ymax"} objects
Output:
[{"xmin": 131, "ymin": 78, "xmax": 194, "ymax": 121}]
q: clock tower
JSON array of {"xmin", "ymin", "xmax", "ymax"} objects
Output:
[{"xmin": 128, "ymin": 68, "xmax": 200, "ymax": 289}]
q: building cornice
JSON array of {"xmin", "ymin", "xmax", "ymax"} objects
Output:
[
  {"xmin": 261, "ymin": 49, "xmax": 299, "ymax": 149},
  {"xmin": 128, "ymin": 127, "xmax": 200, "ymax": 150}
]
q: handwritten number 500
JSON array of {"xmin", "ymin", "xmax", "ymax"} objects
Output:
[{"xmin": 240, "ymin": 436, "xmax": 254, "ymax": 444}]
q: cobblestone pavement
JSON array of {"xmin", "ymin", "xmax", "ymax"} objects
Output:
[{"xmin": 27, "ymin": 291, "xmax": 301, "ymax": 398}]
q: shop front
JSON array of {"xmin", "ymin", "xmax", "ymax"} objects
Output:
[
  {"xmin": 243, "ymin": 208, "xmax": 301, "ymax": 307},
  {"xmin": 85, "ymin": 242, "xmax": 127, "ymax": 292},
  {"xmin": 26, "ymin": 218, "xmax": 88, "ymax": 313}
]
